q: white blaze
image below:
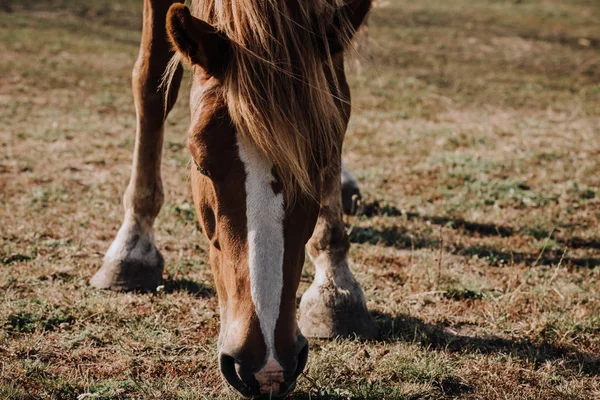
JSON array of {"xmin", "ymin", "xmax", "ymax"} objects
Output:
[{"xmin": 237, "ymin": 135, "xmax": 285, "ymax": 366}]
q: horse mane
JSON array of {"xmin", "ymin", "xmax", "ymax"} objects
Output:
[{"xmin": 182, "ymin": 0, "xmax": 356, "ymax": 202}]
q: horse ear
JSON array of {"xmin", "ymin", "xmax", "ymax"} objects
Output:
[
  {"xmin": 328, "ymin": 0, "xmax": 372, "ymax": 54},
  {"xmin": 166, "ymin": 4, "xmax": 230, "ymax": 75}
]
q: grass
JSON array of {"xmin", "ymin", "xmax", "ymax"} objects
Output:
[{"xmin": 1, "ymin": 0, "xmax": 600, "ymax": 398}]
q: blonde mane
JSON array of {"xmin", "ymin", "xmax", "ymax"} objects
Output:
[{"xmin": 186, "ymin": 0, "xmax": 355, "ymax": 201}]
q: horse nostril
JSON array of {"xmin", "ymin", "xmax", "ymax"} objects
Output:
[{"xmin": 219, "ymin": 353, "xmax": 254, "ymax": 398}]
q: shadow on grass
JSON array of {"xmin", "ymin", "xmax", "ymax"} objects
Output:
[
  {"xmin": 412, "ymin": 213, "xmax": 514, "ymax": 237},
  {"xmin": 350, "ymin": 227, "xmax": 600, "ymax": 267},
  {"xmin": 287, "ymin": 393, "xmax": 347, "ymax": 400},
  {"xmin": 460, "ymin": 245, "xmax": 600, "ymax": 268},
  {"xmin": 162, "ymin": 277, "xmax": 215, "ymax": 298},
  {"xmin": 290, "ymin": 374, "xmax": 470, "ymax": 400},
  {"xmin": 566, "ymin": 236, "xmax": 600, "ymax": 250},
  {"xmin": 353, "ymin": 199, "xmax": 514, "ymax": 237},
  {"xmin": 373, "ymin": 312, "xmax": 600, "ymax": 377},
  {"xmin": 349, "ymin": 202, "xmax": 600, "ymax": 268},
  {"xmin": 354, "ymin": 199, "xmax": 600, "ymax": 252},
  {"xmin": 349, "ymin": 225, "xmax": 434, "ymax": 248},
  {"xmin": 352, "ymin": 200, "xmax": 404, "ymax": 218}
]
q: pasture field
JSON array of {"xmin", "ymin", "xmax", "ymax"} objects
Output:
[{"xmin": 1, "ymin": 0, "xmax": 600, "ymax": 398}]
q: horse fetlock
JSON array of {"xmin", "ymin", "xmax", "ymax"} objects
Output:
[
  {"xmin": 90, "ymin": 214, "xmax": 163, "ymax": 291},
  {"xmin": 299, "ymin": 258, "xmax": 377, "ymax": 339},
  {"xmin": 124, "ymin": 181, "xmax": 164, "ymax": 220}
]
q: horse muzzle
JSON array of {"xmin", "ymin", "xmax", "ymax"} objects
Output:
[{"xmin": 219, "ymin": 337, "xmax": 309, "ymax": 398}]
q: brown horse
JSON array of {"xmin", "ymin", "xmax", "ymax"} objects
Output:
[{"xmin": 90, "ymin": 0, "xmax": 374, "ymax": 397}]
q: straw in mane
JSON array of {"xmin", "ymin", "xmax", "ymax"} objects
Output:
[{"xmin": 164, "ymin": 0, "xmax": 358, "ymax": 202}]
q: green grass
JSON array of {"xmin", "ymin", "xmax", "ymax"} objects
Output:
[{"xmin": 2, "ymin": 0, "xmax": 600, "ymax": 398}]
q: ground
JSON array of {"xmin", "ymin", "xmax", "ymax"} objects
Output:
[{"xmin": 1, "ymin": 0, "xmax": 599, "ymax": 399}]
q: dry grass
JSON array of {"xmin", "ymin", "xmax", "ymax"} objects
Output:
[{"xmin": 1, "ymin": 0, "xmax": 600, "ymax": 399}]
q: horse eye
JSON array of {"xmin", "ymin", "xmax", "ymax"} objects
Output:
[{"xmin": 193, "ymin": 160, "xmax": 210, "ymax": 177}]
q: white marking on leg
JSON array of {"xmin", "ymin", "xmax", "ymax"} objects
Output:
[
  {"xmin": 309, "ymin": 252, "xmax": 363, "ymax": 300},
  {"xmin": 237, "ymin": 135, "xmax": 285, "ymax": 376},
  {"xmin": 104, "ymin": 213, "xmax": 158, "ymax": 265}
]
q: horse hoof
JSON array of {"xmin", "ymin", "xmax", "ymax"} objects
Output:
[
  {"xmin": 90, "ymin": 255, "xmax": 163, "ymax": 292},
  {"xmin": 298, "ymin": 283, "xmax": 378, "ymax": 339}
]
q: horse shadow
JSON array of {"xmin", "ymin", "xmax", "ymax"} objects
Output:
[
  {"xmin": 461, "ymin": 245, "xmax": 600, "ymax": 268},
  {"xmin": 349, "ymin": 225, "xmax": 600, "ymax": 268},
  {"xmin": 372, "ymin": 312, "xmax": 600, "ymax": 377},
  {"xmin": 287, "ymin": 311, "xmax": 599, "ymax": 399},
  {"xmin": 349, "ymin": 200, "xmax": 514, "ymax": 238},
  {"xmin": 567, "ymin": 236, "xmax": 600, "ymax": 250},
  {"xmin": 348, "ymin": 200, "xmax": 600, "ymax": 268}
]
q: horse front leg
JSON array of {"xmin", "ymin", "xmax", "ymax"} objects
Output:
[
  {"xmin": 299, "ymin": 160, "xmax": 377, "ymax": 338},
  {"xmin": 90, "ymin": 0, "xmax": 183, "ymax": 291}
]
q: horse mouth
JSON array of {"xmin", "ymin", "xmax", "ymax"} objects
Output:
[{"xmin": 219, "ymin": 346, "xmax": 308, "ymax": 398}]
